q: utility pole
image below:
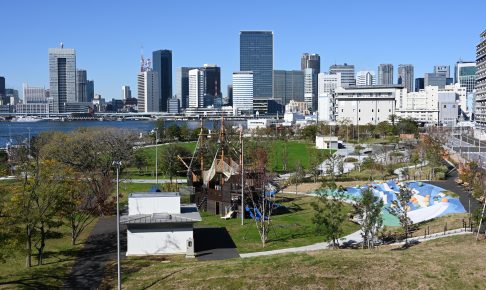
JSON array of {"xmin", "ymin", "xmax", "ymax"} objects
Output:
[
  {"xmin": 113, "ymin": 161, "xmax": 122, "ymax": 290},
  {"xmin": 155, "ymin": 128, "xmax": 158, "ymax": 186}
]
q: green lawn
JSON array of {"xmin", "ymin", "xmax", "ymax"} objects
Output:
[
  {"xmin": 101, "ymin": 234, "xmax": 486, "ymax": 289},
  {"xmin": 0, "ymin": 217, "xmax": 98, "ymax": 288},
  {"xmin": 198, "ymin": 193, "xmax": 359, "ymax": 253},
  {"xmin": 265, "ymin": 140, "xmax": 334, "ymax": 172}
]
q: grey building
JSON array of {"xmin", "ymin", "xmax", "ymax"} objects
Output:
[
  {"xmin": 378, "ymin": 64, "xmax": 394, "ymax": 85},
  {"xmin": 475, "ymin": 29, "xmax": 486, "ymax": 130},
  {"xmin": 455, "ymin": 61, "xmax": 476, "ymax": 93},
  {"xmin": 49, "ymin": 46, "xmax": 76, "ymax": 113},
  {"xmin": 329, "ymin": 63, "xmax": 355, "ymax": 87},
  {"xmin": 240, "ymin": 31, "xmax": 273, "ymax": 99},
  {"xmin": 76, "ymin": 69, "xmax": 87, "ymax": 102},
  {"xmin": 415, "ymin": 78, "xmax": 424, "ymax": 92},
  {"xmin": 424, "ymin": 73, "xmax": 447, "ymax": 89},
  {"xmin": 434, "ymin": 65, "xmax": 450, "ymax": 78},
  {"xmin": 227, "ymin": 84, "xmax": 233, "ymax": 106},
  {"xmin": 301, "ymin": 53, "xmax": 320, "ymax": 74},
  {"xmin": 153, "ymin": 50, "xmax": 172, "ymax": 112},
  {"xmin": 122, "ymin": 85, "xmax": 132, "ymax": 100},
  {"xmin": 273, "ymin": 70, "xmax": 304, "ymax": 109},
  {"xmin": 86, "ymin": 80, "xmax": 94, "ymax": 103},
  {"xmin": 176, "ymin": 67, "xmax": 197, "ymax": 109},
  {"xmin": 167, "ymin": 97, "xmax": 180, "ymax": 114},
  {"xmin": 398, "ymin": 64, "xmax": 414, "ymax": 92},
  {"xmin": 0, "ymin": 76, "xmax": 5, "ymax": 98}
]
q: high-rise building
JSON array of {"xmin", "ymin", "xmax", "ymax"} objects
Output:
[
  {"xmin": 329, "ymin": 64, "xmax": 355, "ymax": 87},
  {"xmin": 227, "ymin": 84, "xmax": 233, "ymax": 106},
  {"xmin": 187, "ymin": 65, "xmax": 222, "ymax": 108},
  {"xmin": 122, "ymin": 85, "xmax": 132, "ymax": 100},
  {"xmin": 415, "ymin": 78, "xmax": 424, "ymax": 92},
  {"xmin": 378, "ymin": 64, "xmax": 394, "ymax": 85},
  {"xmin": 356, "ymin": 71, "xmax": 376, "ymax": 86},
  {"xmin": 48, "ymin": 46, "xmax": 76, "ymax": 113},
  {"xmin": 434, "ymin": 65, "xmax": 450, "ymax": 78},
  {"xmin": 152, "ymin": 50, "xmax": 172, "ymax": 112},
  {"xmin": 86, "ymin": 80, "xmax": 94, "ymax": 102},
  {"xmin": 304, "ymin": 68, "xmax": 318, "ymax": 110},
  {"xmin": 137, "ymin": 70, "xmax": 159, "ymax": 113},
  {"xmin": 273, "ymin": 70, "xmax": 304, "ymax": 108},
  {"xmin": 0, "ymin": 76, "xmax": 5, "ymax": 98},
  {"xmin": 301, "ymin": 53, "xmax": 320, "ymax": 74},
  {"xmin": 240, "ymin": 31, "xmax": 273, "ymax": 99},
  {"xmin": 455, "ymin": 61, "xmax": 476, "ymax": 93},
  {"xmin": 23, "ymin": 84, "xmax": 49, "ymax": 103},
  {"xmin": 424, "ymin": 73, "xmax": 447, "ymax": 89},
  {"xmin": 398, "ymin": 64, "xmax": 414, "ymax": 92},
  {"xmin": 167, "ymin": 97, "xmax": 180, "ymax": 114},
  {"xmin": 318, "ymin": 72, "xmax": 342, "ymax": 95},
  {"xmin": 475, "ymin": 29, "xmax": 486, "ymax": 132},
  {"xmin": 76, "ymin": 69, "xmax": 87, "ymax": 102},
  {"xmin": 232, "ymin": 71, "xmax": 253, "ymax": 113},
  {"xmin": 176, "ymin": 67, "xmax": 198, "ymax": 109}
]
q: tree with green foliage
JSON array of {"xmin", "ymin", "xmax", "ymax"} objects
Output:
[
  {"xmin": 165, "ymin": 124, "xmax": 182, "ymax": 141},
  {"xmin": 290, "ymin": 160, "xmax": 305, "ymax": 194},
  {"xmin": 396, "ymin": 117, "xmax": 419, "ymax": 135},
  {"xmin": 159, "ymin": 144, "xmax": 192, "ymax": 185},
  {"xmin": 302, "ymin": 125, "xmax": 318, "ymax": 140},
  {"xmin": 374, "ymin": 121, "xmax": 393, "ymax": 138},
  {"xmin": 388, "ymin": 186, "xmax": 414, "ymax": 244},
  {"xmin": 133, "ymin": 150, "xmax": 149, "ymax": 174},
  {"xmin": 354, "ymin": 188, "xmax": 384, "ymax": 249},
  {"xmin": 312, "ymin": 186, "xmax": 347, "ymax": 247},
  {"xmin": 309, "ymin": 148, "xmax": 324, "ymax": 182}
]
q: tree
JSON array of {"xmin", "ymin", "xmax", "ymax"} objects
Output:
[
  {"xmin": 159, "ymin": 145, "xmax": 192, "ymax": 185},
  {"xmin": 43, "ymin": 128, "xmax": 136, "ymax": 215},
  {"xmin": 388, "ymin": 186, "xmax": 414, "ymax": 244},
  {"xmin": 309, "ymin": 148, "xmax": 323, "ymax": 182},
  {"xmin": 301, "ymin": 125, "xmax": 318, "ymax": 140},
  {"xmin": 396, "ymin": 117, "xmax": 419, "ymax": 135},
  {"xmin": 312, "ymin": 186, "xmax": 347, "ymax": 247},
  {"xmin": 133, "ymin": 150, "xmax": 149, "ymax": 174},
  {"xmin": 326, "ymin": 154, "xmax": 343, "ymax": 182},
  {"xmin": 290, "ymin": 161, "xmax": 305, "ymax": 194},
  {"xmin": 354, "ymin": 188, "xmax": 384, "ymax": 249},
  {"xmin": 165, "ymin": 124, "xmax": 181, "ymax": 141},
  {"xmin": 374, "ymin": 121, "xmax": 392, "ymax": 139},
  {"xmin": 248, "ymin": 147, "xmax": 274, "ymax": 247},
  {"xmin": 59, "ymin": 169, "xmax": 98, "ymax": 245}
]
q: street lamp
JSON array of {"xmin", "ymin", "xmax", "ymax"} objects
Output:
[{"xmin": 112, "ymin": 161, "xmax": 122, "ymax": 290}]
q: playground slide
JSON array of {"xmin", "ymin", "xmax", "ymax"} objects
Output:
[
  {"xmin": 221, "ymin": 210, "xmax": 235, "ymax": 220},
  {"xmin": 407, "ymin": 202, "xmax": 450, "ymax": 224}
]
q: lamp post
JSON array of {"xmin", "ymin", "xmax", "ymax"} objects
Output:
[
  {"xmin": 113, "ymin": 161, "xmax": 122, "ymax": 290},
  {"xmin": 155, "ymin": 128, "xmax": 158, "ymax": 186}
]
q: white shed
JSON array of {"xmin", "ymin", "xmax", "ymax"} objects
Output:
[
  {"xmin": 121, "ymin": 192, "xmax": 202, "ymax": 256},
  {"xmin": 316, "ymin": 135, "xmax": 339, "ymax": 150}
]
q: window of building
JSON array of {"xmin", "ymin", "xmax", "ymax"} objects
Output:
[
  {"xmin": 444, "ymin": 105, "xmax": 447, "ymax": 108},
  {"xmin": 372, "ymin": 109, "xmax": 374, "ymax": 112}
]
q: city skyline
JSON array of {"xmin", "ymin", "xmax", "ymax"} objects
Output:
[{"xmin": 1, "ymin": 0, "xmax": 485, "ymax": 100}]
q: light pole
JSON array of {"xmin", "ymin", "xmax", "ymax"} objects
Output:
[
  {"xmin": 155, "ymin": 128, "xmax": 159, "ymax": 186},
  {"xmin": 113, "ymin": 161, "xmax": 122, "ymax": 290}
]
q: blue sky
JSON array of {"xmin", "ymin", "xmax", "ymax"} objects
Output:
[{"xmin": 1, "ymin": 0, "xmax": 485, "ymax": 99}]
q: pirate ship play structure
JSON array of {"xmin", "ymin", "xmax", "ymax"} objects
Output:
[{"xmin": 178, "ymin": 117, "xmax": 276, "ymax": 217}]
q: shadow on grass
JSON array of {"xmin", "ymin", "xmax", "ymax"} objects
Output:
[{"xmin": 0, "ymin": 263, "xmax": 69, "ymax": 289}]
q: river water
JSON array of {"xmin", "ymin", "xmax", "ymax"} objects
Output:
[{"xmin": 0, "ymin": 119, "xmax": 245, "ymax": 147}]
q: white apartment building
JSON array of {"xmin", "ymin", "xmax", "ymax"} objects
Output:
[
  {"xmin": 396, "ymin": 86, "xmax": 458, "ymax": 126},
  {"xmin": 335, "ymin": 85, "xmax": 406, "ymax": 125},
  {"xmin": 318, "ymin": 72, "xmax": 341, "ymax": 96},
  {"xmin": 356, "ymin": 71, "xmax": 376, "ymax": 86},
  {"xmin": 304, "ymin": 68, "xmax": 317, "ymax": 111},
  {"xmin": 137, "ymin": 70, "xmax": 159, "ymax": 113},
  {"xmin": 188, "ymin": 69, "xmax": 201, "ymax": 108},
  {"xmin": 232, "ymin": 71, "xmax": 253, "ymax": 113}
]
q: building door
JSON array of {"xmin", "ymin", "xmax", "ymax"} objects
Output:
[{"xmin": 216, "ymin": 202, "xmax": 220, "ymax": 215}]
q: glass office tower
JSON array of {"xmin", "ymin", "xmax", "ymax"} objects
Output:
[
  {"xmin": 153, "ymin": 50, "xmax": 172, "ymax": 112},
  {"xmin": 240, "ymin": 31, "xmax": 273, "ymax": 99}
]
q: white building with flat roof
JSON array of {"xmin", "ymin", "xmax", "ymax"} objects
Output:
[
  {"xmin": 121, "ymin": 192, "xmax": 201, "ymax": 256},
  {"xmin": 316, "ymin": 135, "xmax": 339, "ymax": 150},
  {"xmin": 335, "ymin": 85, "xmax": 405, "ymax": 125},
  {"xmin": 137, "ymin": 70, "xmax": 159, "ymax": 113},
  {"xmin": 232, "ymin": 71, "xmax": 253, "ymax": 113}
]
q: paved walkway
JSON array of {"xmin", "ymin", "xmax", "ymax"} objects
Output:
[
  {"xmin": 64, "ymin": 216, "xmax": 125, "ymax": 289},
  {"xmin": 390, "ymin": 228, "xmax": 472, "ymax": 246},
  {"xmin": 240, "ymin": 230, "xmax": 364, "ymax": 258}
]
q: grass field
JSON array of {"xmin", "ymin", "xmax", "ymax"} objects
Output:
[
  {"xmin": 100, "ymin": 234, "xmax": 486, "ymax": 289},
  {"xmin": 198, "ymin": 193, "xmax": 359, "ymax": 253},
  {"xmin": 0, "ymin": 217, "xmax": 98, "ymax": 288}
]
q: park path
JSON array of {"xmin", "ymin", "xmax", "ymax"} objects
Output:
[{"xmin": 64, "ymin": 216, "xmax": 125, "ymax": 289}]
